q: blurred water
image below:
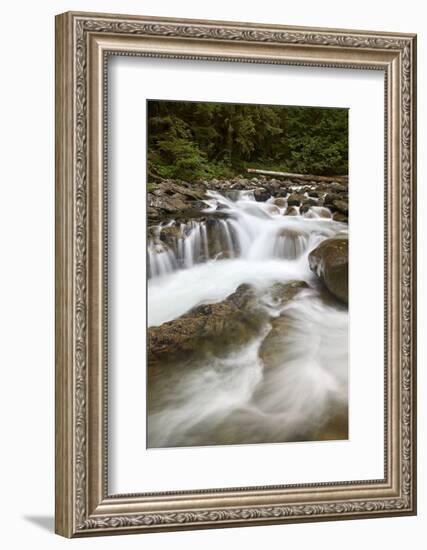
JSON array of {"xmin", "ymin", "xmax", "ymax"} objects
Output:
[{"xmin": 147, "ymin": 190, "xmax": 348, "ymax": 447}]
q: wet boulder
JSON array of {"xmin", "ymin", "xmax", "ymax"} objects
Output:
[
  {"xmin": 277, "ymin": 186, "xmax": 290, "ymax": 197},
  {"xmin": 331, "ymin": 199, "xmax": 348, "ymax": 215},
  {"xmin": 329, "ymin": 182, "xmax": 348, "ymax": 193},
  {"xmin": 303, "ymin": 197, "xmax": 318, "ymax": 207},
  {"xmin": 300, "ymin": 199, "xmax": 318, "ymax": 214},
  {"xmin": 273, "ymin": 197, "xmax": 287, "ymax": 208},
  {"xmin": 310, "ymin": 206, "xmax": 332, "ymax": 219},
  {"xmin": 158, "ymin": 224, "xmax": 182, "ymax": 250},
  {"xmin": 309, "ymin": 237, "xmax": 348, "ymax": 304},
  {"xmin": 269, "ymin": 281, "xmax": 309, "ymax": 306},
  {"xmin": 287, "ymin": 193, "xmax": 306, "ymax": 206},
  {"xmin": 148, "ymin": 284, "xmax": 267, "ymax": 366},
  {"xmin": 332, "ymin": 212, "xmax": 348, "ymax": 223},
  {"xmin": 266, "ymin": 204, "xmax": 281, "ymax": 216},
  {"xmin": 308, "ymin": 190, "xmax": 324, "ymax": 199},
  {"xmin": 324, "ymin": 192, "xmax": 341, "ymax": 206},
  {"xmin": 270, "ymin": 183, "xmax": 282, "ymax": 196},
  {"xmin": 253, "ymin": 187, "xmax": 271, "ymax": 202},
  {"xmin": 284, "ymin": 206, "xmax": 299, "ymax": 216}
]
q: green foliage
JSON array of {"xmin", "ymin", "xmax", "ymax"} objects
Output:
[{"xmin": 147, "ymin": 100, "xmax": 348, "ymax": 181}]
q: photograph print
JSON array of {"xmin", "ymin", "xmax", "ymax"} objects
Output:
[{"xmin": 146, "ymin": 99, "xmax": 349, "ymax": 448}]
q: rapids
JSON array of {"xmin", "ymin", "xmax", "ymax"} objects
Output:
[{"xmin": 147, "ymin": 190, "xmax": 348, "ymax": 447}]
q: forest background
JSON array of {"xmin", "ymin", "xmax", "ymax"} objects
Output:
[{"xmin": 147, "ymin": 100, "xmax": 349, "ymax": 182}]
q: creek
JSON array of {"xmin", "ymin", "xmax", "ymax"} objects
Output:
[{"xmin": 147, "ymin": 190, "xmax": 348, "ymax": 447}]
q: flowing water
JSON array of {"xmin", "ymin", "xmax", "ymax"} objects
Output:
[{"xmin": 147, "ymin": 190, "xmax": 348, "ymax": 447}]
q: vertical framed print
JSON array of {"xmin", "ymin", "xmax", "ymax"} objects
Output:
[{"xmin": 55, "ymin": 11, "xmax": 417, "ymax": 537}]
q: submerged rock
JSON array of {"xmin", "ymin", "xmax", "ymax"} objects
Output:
[
  {"xmin": 308, "ymin": 237, "xmax": 348, "ymax": 304},
  {"xmin": 274, "ymin": 228, "xmax": 308, "ymax": 259},
  {"xmin": 273, "ymin": 197, "xmax": 287, "ymax": 208},
  {"xmin": 258, "ymin": 281, "xmax": 308, "ymax": 368},
  {"xmin": 266, "ymin": 204, "xmax": 281, "ymax": 216},
  {"xmin": 258, "ymin": 316, "xmax": 291, "ymax": 370},
  {"xmin": 307, "ymin": 206, "xmax": 332, "ymax": 219},
  {"xmin": 269, "ymin": 280, "xmax": 309, "ymax": 305},
  {"xmin": 284, "ymin": 206, "xmax": 299, "ymax": 216}
]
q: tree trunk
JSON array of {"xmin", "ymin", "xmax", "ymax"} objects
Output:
[{"xmin": 247, "ymin": 168, "xmax": 348, "ymax": 184}]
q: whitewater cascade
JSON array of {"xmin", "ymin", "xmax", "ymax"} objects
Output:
[
  {"xmin": 147, "ymin": 190, "xmax": 336, "ymax": 278},
  {"xmin": 147, "ymin": 189, "xmax": 348, "ymax": 447}
]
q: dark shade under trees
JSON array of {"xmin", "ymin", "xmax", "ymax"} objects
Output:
[{"xmin": 147, "ymin": 100, "xmax": 348, "ymax": 181}]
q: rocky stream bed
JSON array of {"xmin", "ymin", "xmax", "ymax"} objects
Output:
[{"xmin": 147, "ymin": 175, "xmax": 349, "ymax": 448}]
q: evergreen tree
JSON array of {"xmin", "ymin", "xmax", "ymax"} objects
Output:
[{"xmin": 147, "ymin": 100, "xmax": 348, "ymax": 181}]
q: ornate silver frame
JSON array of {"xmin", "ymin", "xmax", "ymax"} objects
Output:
[{"xmin": 55, "ymin": 11, "xmax": 417, "ymax": 537}]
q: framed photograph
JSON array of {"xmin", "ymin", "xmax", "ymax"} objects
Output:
[{"xmin": 55, "ymin": 11, "xmax": 417, "ymax": 537}]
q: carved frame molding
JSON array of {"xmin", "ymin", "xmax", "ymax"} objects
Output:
[{"xmin": 55, "ymin": 11, "xmax": 416, "ymax": 537}]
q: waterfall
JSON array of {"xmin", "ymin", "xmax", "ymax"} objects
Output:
[
  {"xmin": 147, "ymin": 189, "xmax": 345, "ymax": 279},
  {"xmin": 219, "ymin": 219, "xmax": 235, "ymax": 259},
  {"xmin": 147, "ymin": 244, "xmax": 177, "ymax": 278}
]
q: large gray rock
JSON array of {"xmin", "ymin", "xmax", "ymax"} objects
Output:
[
  {"xmin": 148, "ymin": 281, "xmax": 308, "ymax": 367},
  {"xmin": 309, "ymin": 237, "xmax": 348, "ymax": 304},
  {"xmin": 148, "ymin": 284, "xmax": 265, "ymax": 366},
  {"xmin": 147, "ymin": 180, "xmax": 207, "ymax": 223}
]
